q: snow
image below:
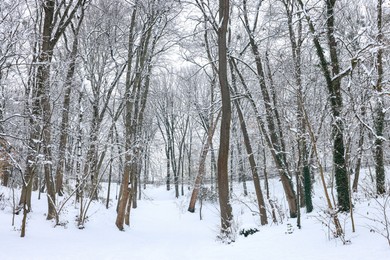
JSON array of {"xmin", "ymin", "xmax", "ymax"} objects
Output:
[{"xmin": 1, "ymin": 175, "xmax": 389, "ymax": 260}]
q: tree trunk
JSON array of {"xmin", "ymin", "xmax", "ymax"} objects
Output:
[
  {"xmin": 217, "ymin": 0, "xmax": 233, "ymax": 236},
  {"xmin": 116, "ymin": 157, "xmax": 131, "ymax": 230},
  {"xmin": 298, "ymin": 0, "xmax": 350, "ymax": 212},
  {"xmin": 188, "ymin": 112, "xmax": 221, "ymax": 212},
  {"xmin": 55, "ymin": 20, "xmax": 82, "ymax": 196},
  {"xmin": 229, "ymin": 57, "xmax": 267, "ymax": 224},
  {"xmin": 234, "ymin": 99, "xmax": 268, "ymax": 225},
  {"xmin": 20, "ymin": 0, "xmax": 84, "ymax": 221},
  {"xmin": 115, "ymin": 4, "xmax": 138, "ymax": 230},
  {"xmin": 374, "ymin": 0, "xmax": 385, "ymax": 195},
  {"xmin": 282, "ymin": 0, "xmax": 313, "ymax": 213},
  {"xmin": 236, "ymin": 136, "xmax": 248, "ymax": 196},
  {"xmin": 352, "ymin": 111, "xmax": 365, "ymax": 192},
  {"xmin": 242, "ymin": 0, "xmax": 297, "ymax": 218}
]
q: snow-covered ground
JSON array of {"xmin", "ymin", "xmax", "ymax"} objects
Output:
[{"xmin": 0, "ymin": 175, "xmax": 389, "ymax": 260}]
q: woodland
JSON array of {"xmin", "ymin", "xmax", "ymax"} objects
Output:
[{"xmin": 0, "ymin": 0, "xmax": 389, "ymax": 250}]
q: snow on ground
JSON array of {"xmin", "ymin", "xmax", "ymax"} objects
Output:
[{"xmin": 0, "ymin": 176, "xmax": 389, "ymax": 260}]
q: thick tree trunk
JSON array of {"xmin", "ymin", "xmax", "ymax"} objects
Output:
[
  {"xmin": 116, "ymin": 2, "xmax": 157, "ymax": 227},
  {"xmin": 116, "ymin": 157, "xmax": 131, "ymax": 230},
  {"xmin": 33, "ymin": 0, "xmax": 56, "ymax": 220},
  {"xmin": 217, "ymin": 0, "xmax": 233, "ymax": 236}
]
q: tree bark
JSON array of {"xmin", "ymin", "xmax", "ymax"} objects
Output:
[
  {"xmin": 352, "ymin": 108, "xmax": 365, "ymax": 192},
  {"xmin": 374, "ymin": 0, "xmax": 385, "ymax": 195},
  {"xmin": 217, "ymin": 0, "xmax": 233, "ymax": 236},
  {"xmin": 115, "ymin": 4, "xmax": 138, "ymax": 230}
]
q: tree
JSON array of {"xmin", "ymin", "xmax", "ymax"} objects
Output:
[
  {"xmin": 240, "ymin": 0, "xmax": 298, "ymax": 218},
  {"xmin": 281, "ymin": 0, "xmax": 313, "ymax": 213},
  {"xmin": 55, "ymin": 7, "xmax": 86, "ymax": 196},
  {"xmin": 298, "ymin": 0, "xmax": 352, "ymax": 212},
  {"xmin": 0, "ymin": 0, "xmax": 26, "ymax": 187},
  {"xmin": 155, "ymin": 78, "xmax": 177, "ymax": 194},
  {"xmin": 79, "ymin": 0, "xmax": 127, "ymax": 202},
  {"xmin": 20, "ymin": 0, "xmax": 86, "ymax": 221},
  {"xmin": 217, "ymin": 0, "xmax": 233, "ymax": 237},
  {"xmin": 373, "ymin": 0, "xmax": 386, "ymax": 195},
  {"xmin": 229, "ymin": 58, "xmax": 267, "ymax": 225},
  {"xmin": 116, "ymin": 0, "xmax": 177, "ymax": 230}
]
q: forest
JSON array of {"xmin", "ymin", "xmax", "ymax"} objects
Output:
[{"xmin": 0, "ymin": 0, "xmax": 389, "ymax": 257}]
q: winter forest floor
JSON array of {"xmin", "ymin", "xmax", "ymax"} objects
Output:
[{"xmin": 1, "ymin": 172, "xmax": 390, "ymax": 260}]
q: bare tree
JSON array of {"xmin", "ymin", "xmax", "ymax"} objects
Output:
[
  {"xmin": 55, "ymin": 7, "xmax": 86, "ymax": 196},
  {"xmin": 217, "ymin": 0, "xmax": 233, "ymax": 237},
  {"xmin": 297, "ymin": 0, "xmax": 354, "ymax": 212},
  {"xmin": 20, "ymin": 0, "xmax": 86, "ymax": 221},
  {"xmin": 373, "ymin": 0, "xmax": 386, "ymax": 195},
  {"xmin": 238, "ymin": 0, "xmax": 298, "ymax": 218},
  {"xmin": 229, "ymin": 57, "xmax": 267, "ymax": 225},
  {"xmin": 116, "ymin": 0, "xmax": 177, "ymax": 230}
]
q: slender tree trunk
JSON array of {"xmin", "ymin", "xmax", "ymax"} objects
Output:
[
  {"xmin": 242, "ymin": 0, "xmax": 297, "ymax": 218},
  {"xmin": 166, "ymin": 146, "xmax": 171, "ymax": 191},
  {"xmin": 115, "ymin": 4, "xmax": 138, "ymax": 230},
  {"xmin": 352, "ymin": 107, "xmax": 365, "ymax": 192},
  {"xmin": 229, "ymin": 57, "xmax": 267, "ymax": 224},
  {"xmin": 106, "ymin": 152, "xmax": 113, "ymax": 209},
  {"xmin": 282, "ymin": 0, "xmax": 313, "ymax": 213},
  {"xmin": 188, "ymin": 112, "xmax": 221, "ymax": 212},
  {"xmin": 236, "ymin": 137, "xmax": 248, "ymax": 196},
  {"xmin": 75, "ymin": 92, "xmax": 83, "ymax": 203},
  {"xmin": 374, "ymin": 0, "xmax": 385, "ymax": 195},
  {"xmin": 234, "ymin": 99, "xmax": 268, "ymax": 225},
  {"xmin": 55, "ymin": 19, "xmax": 83, "ymax": 196}
]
